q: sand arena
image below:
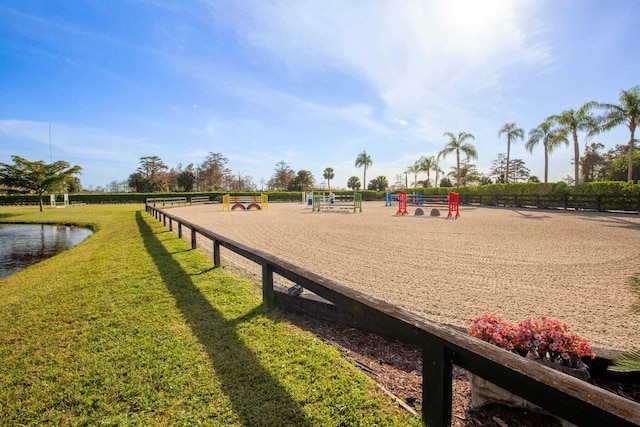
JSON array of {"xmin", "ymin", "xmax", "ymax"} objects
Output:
[{"xmin": 169, "ymin": 201, "xmax": 640, "ymax": 352}]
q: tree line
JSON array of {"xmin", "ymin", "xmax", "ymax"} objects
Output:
[
  {"xmin": 401, "ymin": 85, "xmax": 639, "ymax": 188},
  {"xmin": 111, "ymin": 84, "xmax": 640, "ymax": 192},
  {"xmin": 1, "ymin": 86, "xmax": 638, "ymax": 196}
]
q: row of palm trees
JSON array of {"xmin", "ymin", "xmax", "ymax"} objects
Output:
[
  {"xmin": 495, "ymin": 86, "xmax": 639, "ymax": 185},
  {"xmin": 338, "ymin": 86, "xmax": 638, "ymax": 190}
]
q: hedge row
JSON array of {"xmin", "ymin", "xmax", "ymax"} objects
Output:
[{"xmin": 2, "ymin": 182, "xmax": 639, "ymax": 212}]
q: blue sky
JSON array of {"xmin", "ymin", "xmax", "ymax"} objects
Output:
[{"xmin": 1, "ymin": 1, "xmax": 638, "ymax": 190}]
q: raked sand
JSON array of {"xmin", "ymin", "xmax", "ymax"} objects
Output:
[{"xmin": 168, "ymin": 201, "xmax": 640, "ymax": 351}]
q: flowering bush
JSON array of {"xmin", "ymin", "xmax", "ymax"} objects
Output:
[{"xmin": 468, "ymin": 314, "xmax": 595, "ymax": 368}]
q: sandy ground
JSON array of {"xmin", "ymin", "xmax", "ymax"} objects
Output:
[{"xmin": 168, "ymin": 201, "xmax": 640, "ymax": 352}]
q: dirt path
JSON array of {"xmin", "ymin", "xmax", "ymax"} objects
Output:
[{"xmin": 169, "ymin": 202, "xmax": 640, "ymax": 351}]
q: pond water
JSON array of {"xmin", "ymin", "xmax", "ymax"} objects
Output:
[{"xmin": 0, "ymin": 224, "xmax": 93, "ymax": 279}]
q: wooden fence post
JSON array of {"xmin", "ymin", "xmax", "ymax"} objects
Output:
[
  {"xmin": 213, "ymin": 239, "xmax": 221, "ymax": 268},
  {"xmin": 191, "ymin": 228, "xmax": 197, "ymax": 250},
  {"xmin": 422, "ymin": 342, "xmax": 453, "ymax": 427},
  {"xmin": 178, "ymin": 223, "xmax": 182, "ymax": 239},
  {"xmin": 262, "ymin": 261, "xmax": 274, "ymax": 308}
]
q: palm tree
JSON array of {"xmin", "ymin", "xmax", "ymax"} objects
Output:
[
  {"xmin": 448, "ymin": 162, "xmax": 479, "ymax": 186},
  {"xmin": 418, "ymin": 155, "xmax": 435, "ymax": 187},
  {"xmin": 594, "ymin": 85, "xmax": 640, "ymax": 182},
  {"xmin": 498, "ymin": 123, "xmax": 525, "ymax": 183},
  {"xmin": 549, "ymin": 103, "xmax": 598, "ymax": 185},
  {"xmin": 355, "ymin": 151, "xmax": 372, "ymax": 190},
  {"xmin": 438, "ymin": 132, "xmax": 477, "ymax": 186},
  {"xmin": 433, "ymin": 155, "xmax": 444, "ymax": 188},
  {"xmin": 406, "ymin": 162, "xmax": 420, "ymax": 188},
  {"xmin": 525, "ymin": 118, "xmax": 569, "ymax": 183},
  {"xmin": 322, "ymin": 167, "xmax": 335, "ymax": 191}
]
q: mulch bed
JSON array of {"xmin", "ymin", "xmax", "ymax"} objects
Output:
[{"xmin": 285, "ymin": 312, "xmax": 640, "ymax": 427}]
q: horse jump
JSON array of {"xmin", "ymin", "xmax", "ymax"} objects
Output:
[
  {"xmin": 50, "ymin": 194, "xmax": 69, "ymax": 208},
  {"xmin": 313, "ymin": 192, "xmax": 362, "ymax": 213},
  {"xmin": 222, "ymin": 194, "xmax": 269, "ymax": 211},
  {"xmin": 396, "ymin": 191, "xmax": 460, "ymax": 218}
]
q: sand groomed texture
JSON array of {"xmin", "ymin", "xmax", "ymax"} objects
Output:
[{"xmin": 169, "ymin": 202, "xmax": 640, "ymax": 351}]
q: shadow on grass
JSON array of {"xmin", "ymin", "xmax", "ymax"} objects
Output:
[
  {"xmin": 0, "ymin": 212, "xmax": 22, "ymax": 220},
  {"xmin": 136, "ymin": 212, "xmax": 310, "ymax": 426}
]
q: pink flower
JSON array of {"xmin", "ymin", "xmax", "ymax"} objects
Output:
[{"xmin": 469, "ymin": 314, "xmax": 596, "ymax": 367}]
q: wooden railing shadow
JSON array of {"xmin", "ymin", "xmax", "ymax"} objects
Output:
[
  {"xmin": 145, "ymin": 205, "xmax": 640, "ymax": 427},
  {"xmin": 135, "ymin": 212, "xmax": 311, "ymax": 426},
  {"xmin": 576, "ymin": 214, "xmax": 640, "ymax": 230}
]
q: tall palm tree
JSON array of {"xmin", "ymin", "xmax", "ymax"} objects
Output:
[
  {"xmin": 594, "ymin": 85, "xmax": 640, "ymax": 182},
  {"xmin": 418, "ymin": 155, "xmax": 435, "ymax": 187},
  {"xmin": 549, "ymin": 103, "xmax": 598, "ymax": 185},
  {"xmin": 525, "ymin": 118, "xmax": 569, "ymax": 183},
  {"xmin": 433, "ymin": 155, "xmax": 444, "ymax": 188},
  {"xmin": 438, "ymin": 132, "xmax": 477, "ymax": 186},
  {"xmin": 322, "ymin": 167, "xmax": 335, "ymax": 191},
  {"xmin": 406, "ymin": 162, "xmax": 420, "ymax": 188},
  {"xmin": 355, "ymin": 151, "xmax": 372, "ymax": 190},
  {"xmin": 498, "ymin": 123, "xmax": 525, "ymax": 183}
]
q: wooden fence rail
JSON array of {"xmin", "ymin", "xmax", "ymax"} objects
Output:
[
  {"xmin": 460, "ymin": 194, "xmax": 640, "ymax": 213},
  {"xmin": 145, "ymin": 203, "xmax": 640, "ymax": 427}
]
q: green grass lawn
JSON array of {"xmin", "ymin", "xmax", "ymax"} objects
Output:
[{"xmin": 0, "ymin": 205, "xmax": 420, "ymax": 426}]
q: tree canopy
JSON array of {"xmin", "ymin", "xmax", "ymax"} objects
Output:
[{"xmin": 0, "ymin": 155, "xmax": 83, "ymax": 211}]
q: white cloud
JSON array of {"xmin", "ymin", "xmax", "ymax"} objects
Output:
[
  {"xmin": 202, "ymin": 0, "xmax": 555, "ymax": 184},
  {"xmin": 208, "ymin": 1, "xmax": 551, "ymax": 117}
]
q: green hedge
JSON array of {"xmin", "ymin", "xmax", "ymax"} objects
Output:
[{"xmin": 2, "ymin": 182, "xmax": 639, "ymax": 211}]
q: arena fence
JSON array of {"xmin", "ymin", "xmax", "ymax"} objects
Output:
[
  {"xmin": 145, "ymin": 203, "xmax": 640, "ymax": 427},
  {"xmin": 145, "ymin": 197, "xmax": 188, "ymax": 208},
  {"xmin": 460, "ymin": 193, "xmax": 640, "ymax": 213}
]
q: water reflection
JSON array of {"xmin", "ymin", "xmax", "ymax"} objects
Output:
[{"xmin": 0, "ymin": 224, "xmax": 93, "ymax": 279}]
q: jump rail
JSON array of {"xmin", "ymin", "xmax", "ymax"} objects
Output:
[
  {"xmin": 312, "ymin": 192, "xmax": 362, "ymax": 213},
  {"xmin": 145, "ymin": 203, "xmax": 640, "ymax": 427}
]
